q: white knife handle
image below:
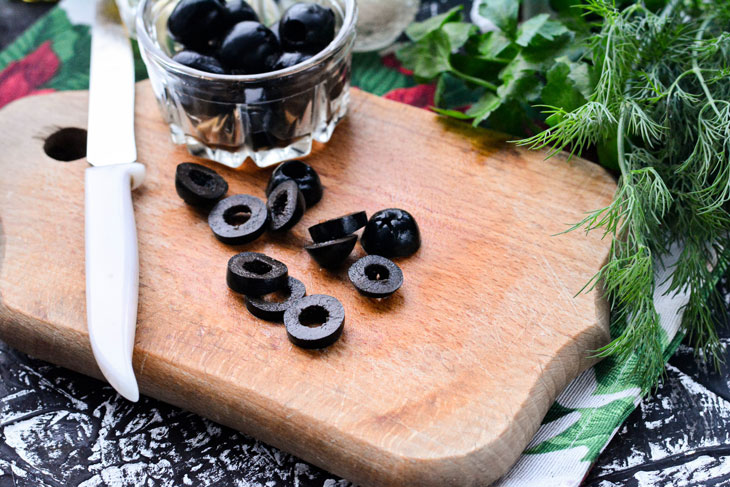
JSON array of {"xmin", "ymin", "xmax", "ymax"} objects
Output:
[{"xmin": 85, "ymin": 162, "xmax": 145, "ymax": 402}]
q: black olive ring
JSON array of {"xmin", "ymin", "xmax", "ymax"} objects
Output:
[
  {"xmin": 175, "ymin": 162, "xmax": 228, "ymax": 208},
  {"xmin": 245, "ymin": 276, "xmax": 306, "ymax": 322},
  {"xmin": 209, "ymin": 194, "xmax": 268, "ymax": 245},
  {"xmin": 227, "ymin": 252, "xmax": 289, "ymax": 296},
  {"xmin": 284, "ymin": 295, "xmax": 345, "ymax": 349},
  {"xmin": 348, "ymin": 255, "xmax": 403, "ymax": 298}
]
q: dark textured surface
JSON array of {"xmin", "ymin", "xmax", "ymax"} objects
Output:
[
  {"xmin": 584, "ymin": 277, "xmax": 730, "ymax": 487},
  {"xmin": 2, "ymin": 1, "xmax": 730, "ymax": 486}
]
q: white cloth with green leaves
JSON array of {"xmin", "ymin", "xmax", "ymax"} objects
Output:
[{"xmin": 494, "ymin": 245, "xmax": 687, "ymax": 486}]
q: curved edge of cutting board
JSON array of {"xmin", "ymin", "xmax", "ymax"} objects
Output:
[{"xmin": 0, "ymin": 85, "xmax": 614, "ymax": 487}]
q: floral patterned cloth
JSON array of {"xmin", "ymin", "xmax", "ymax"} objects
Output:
[{"xmin": 0, "ymin": 5, "xmax": 690, "ymax": 487}]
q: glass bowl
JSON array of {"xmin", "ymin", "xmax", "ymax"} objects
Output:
[{"xmin": 136, "ymin": 0, "xmax": 357, "ymax": 168}]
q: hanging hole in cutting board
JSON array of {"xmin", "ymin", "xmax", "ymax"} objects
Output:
[{"xmin": 43, "ymin": 127, "xmax": 87, "ymax": 162}]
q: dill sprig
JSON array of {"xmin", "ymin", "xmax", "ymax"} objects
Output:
[{"xmin": 520, "ymin": 0, "xmax": 730, "ymax": 388}]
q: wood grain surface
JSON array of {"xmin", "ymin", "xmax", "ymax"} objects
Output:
[{"xmin": 0, "ymin": 81, "xmax": 615, "ymax": 487}]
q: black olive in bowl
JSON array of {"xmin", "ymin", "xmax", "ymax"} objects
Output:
[
  {"xmin": 219, "ymin": 21, "xmax": 282, "ymax": 74},
  {"xmin": 172, "ymin": 50, "xmax": 226, "ymax": 74},
  {"xmin": 279, "ymin": 3, "xmax": 336, "ymax": 54},
  {"xmin": 167, "ymin": 0, "xmax": 225, "ymax": 51}
]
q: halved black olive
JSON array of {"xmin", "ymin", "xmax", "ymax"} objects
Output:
[
  {"xmin": 208, "ymin": 194, "xmax": 268, "ymax": 244},
  {"xmin": 305, "ymin": 234, "xmax": 357, "ymax": 268},
  {"xmin": 348, "ymin": 255, "xmax": 403, "ymax": 298},
  {"xmin": 167, "ymin": 0, "xmax": 225, "ymax": 51},
  {"xmin": 219, "ymin": 21, "xmax": 281, "ymax": 74},
  {"xmin": 245, "ymin": 276, "xmax": 306, "ymax": 322},
  {"xmin": 284, "ymin": 294, "xmax": 345, "ymax": 349},
  {"xmin": 361, "ymin": 208, "xmax": 421, "ymax": 257},
  {"xmin": 279, "ymin": 3, "xmax": 336, "ymax": 54},
  {"xmin": 172, "ymin": 51, "xmax": 227, "ymax": 74},
  {"xmin": 267, "ymin": 180, "xmax": 306, "ymax": 232},
  {"xmin": 227, "ymin": 252, "xmax": 288, "ymax": 296},
  {"xmin": 175, "ymin": 162, "xmax": 228, "ymax": 208},
  {"xmin": 266, "ymin": 160, "xmax": 322, "ymax": 207},
  {"xmin": 308, "ymin": 211, "xmax": 367, "ymax": 243}
]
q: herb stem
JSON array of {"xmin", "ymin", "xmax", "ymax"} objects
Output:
[
  {"xmin": 692, "ymin": 17, "xmax": 721, "ymax": 119},
  {"xmin": 450, "ymin": 68, "xmax": 499, "ymax": 92}
]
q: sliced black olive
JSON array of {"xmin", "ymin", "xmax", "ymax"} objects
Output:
[
  {"xmin": 245, "ymin": 276, "xmax": 306, "ymax": 322},
  {"xmin": 175, "ymin": 162, "xmax": 228, "ymax": 208},
  {"xmin": 267, "ymin": 180, "xmax": 306, "ymax": 232},
  {"xmin": 172, "ymin": 50, "xmax": 227, "ymax": 74},
  {"xmin": 227, "ymin": 252, "xmax": 288, "ymax": 296},
  {"xmin": 219, "ymin": 21, "xmax": 281, "ymax": 74},
  {"xmin": 279, "ymin": 3, "xmax": 336, "ymax": 54},
  {"xmin": 308, "ymin": 211, "xmax": 367, "ymax": 243},
  {"xmin": 361, "ymin": 208, "xmax": 421, "ymax": 258},
  {"xmin": 167, "ymin": 0, "xmax": 225, "ymax": 51},
  {"xmin": 266, "ymin": 160, "xmax": 323, "ymax": 207},
  {"xmin": 208, "ymin": 194, "xmax": 268, "ymax": 244},
  {"xmin": 348, "ymin": 255, "xmax": 403, "ymax": 298},
  {"xmin": 221, "ymin": 0, "xmax": 259, "ymax": 29},
  {"xmin": 305, "ymin": 235, "xmax": 357, "ymax": 268},
  {"xmin": 274, "ymin": 51, "xmax": 312, "ymax": 70},
  {"xmin": 284, "ymin": 294, "xmax": 345, "ymax": 349}
]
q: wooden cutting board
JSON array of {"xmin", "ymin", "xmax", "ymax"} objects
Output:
[{"xmin": 0, "ymin": 81, "xmax": 615, "ymax": 487}]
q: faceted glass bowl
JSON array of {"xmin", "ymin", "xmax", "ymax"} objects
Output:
[{"xmin": 136, "ymin": 0, "xmax": 357, "ymax": 168}]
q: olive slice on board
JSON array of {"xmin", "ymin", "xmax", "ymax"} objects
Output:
[
  {"xmin": 284, "ymin": 295, "xmax": 345, "ymax": 349},
  {"xmin": 245, "ymin": 276, "xmax": 306, "ymax": 322},
  {"xmin": 348, "ymin": 255, "xmax": 403, "ymax": 298},
  {"xmin": 308, "ymin": 211, "xmax": 367, "ymax": 243},
  {"xmin": 175, "ymin": 162, "xmax": 228, "ymax": 208},
  {"xmin": 227, "ymin": 252, "xmax": 288, "ymax": 296},
  {"xmin": 267, "ymin": 180, "xmax": 306, "ymax": 232},
  {"xmin": 304, "ymin": 235, "xmax": 357, "ymax": 268},
  {"xmin": 209, "ymin": 194, "xmax": 268, "ymax": 245},
  {"xmin": 266, "ymin": 160, "xmax": 323, "ymax": 208},
  {"xmin": 361, "ymin": 208, "xmax": 421, "ymax": 258}
]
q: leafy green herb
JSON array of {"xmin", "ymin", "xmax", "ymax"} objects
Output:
[
  {"xmin": 397, "ymin": 3, "xmax": 584, "ymax": 137},
  {"xmin": 520, "ymin": 0, "xmax": 730, "ymax": 388}
]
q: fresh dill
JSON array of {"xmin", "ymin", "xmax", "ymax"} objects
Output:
[{"xmin": 521, "ymin": 0, "xmax": 730, "ymax": 388}]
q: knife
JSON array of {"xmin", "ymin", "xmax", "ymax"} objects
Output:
[{"xmin": 85, "ymin": 0, "xmax": 145, "ymax": 402}]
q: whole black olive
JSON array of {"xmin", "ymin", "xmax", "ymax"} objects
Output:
[
  {"xmin": 167, "ymin": 0, "xmax": 225, "ymax": 51},
  {"xmin": 175, "ymin": 162, "xmax": 228, "ymax": 208},
  {"xmin": 219, "ymin": 21, "xmax": 281, "ymax": 74},
  {"xmin": 221, "ymin": 0, "xmax": 259, "ymax": 28},
  {"xmin": 172, "ymin": 50, "xmax": 226, "ymax": 74},
  {"xmin": 278, "ymin": 3, "xmax": 336, "ymax": 53},
  {"xmin": 361, "ymin": 209, "xmax": 421, "ymax": 257},
  {"xmin": 266, "ymin": 160, "xmax": 323, "ymax": 207},
  {"xmin": 274, "ymin": 51, "xmax": 312, "ymax": 70}
]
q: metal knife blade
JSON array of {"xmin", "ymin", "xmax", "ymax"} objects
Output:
[{"xmin": 85, "ymin": 0, "xmax": 145, "ymax": 402}]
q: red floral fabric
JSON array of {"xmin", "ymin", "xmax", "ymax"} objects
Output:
[{"xmin": 0, "ymin": 41, "xmax": 59, "ymax": 109}]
